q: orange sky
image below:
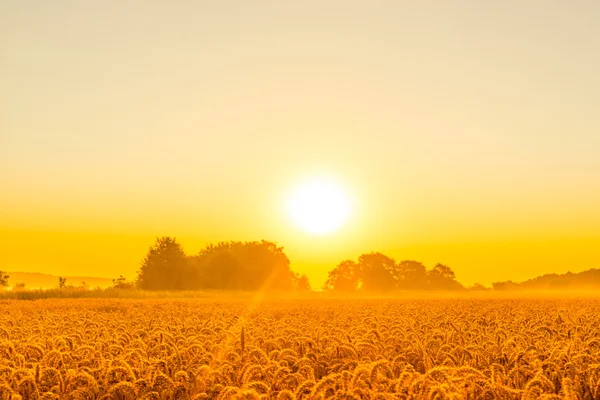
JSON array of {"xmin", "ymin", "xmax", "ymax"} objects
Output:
[{"xmin": 1, "ymin": 1, "xmax": 599, "ymax": 288}]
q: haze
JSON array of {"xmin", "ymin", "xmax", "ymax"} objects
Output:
[{"xmin": 1, "ymin": 1, "xmax": 599, "ymax": 288}]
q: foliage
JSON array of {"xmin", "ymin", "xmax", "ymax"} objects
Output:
[
  {"xmin": 136, "ymin": 236, "xmax": 192, "ymax": 290},
  {"xmin": 493, "ymin": 268, "xmax": 600, "ymax": 291},
  {"xmin": 357, "ymin": 252, "xmax": 397, "ymax": 292},
  {"xmin": 469, "ymin": 282, "xmax": 490, "ymax": 291},
  {"xmin": 0, "ymin": 271, "xmax": 9, "ymax": 288},
  {"xmin": 136, "ymin": 238, "xmax": 297, "ymax": 292},
  {"xmin": 324, "ymin": 254, "xmax": 464, "ymax": 292},
  {"xmin": 193, "ymin": 240, "xmax": 294, "ymax": 291},
  {"xmin": 427, "ymin": 263, "xmax": 464, "ymax": 290},
  {"xmin": 396, "ymin": 260, "xmax": 428, "ymax": 290},
  {"xmin": 324, "ymin": 260, "xmax": 360, "ymax": 292},
  {"xmin": 112, "ymin": 275, "xmax": 136, "ymax": 290},
  {"xmin": 492, "ymin": 280, "xmax": 519, "ymax": 291},
  {"xmin": 58, "ymin": 276, "xmax": 67, "ymax": 289},
  {"xmin": 295, "ymin": 273, "xmax": 312, "ymax": 291}
]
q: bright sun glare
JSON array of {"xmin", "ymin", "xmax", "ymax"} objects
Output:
[{"xmin": 287, "ymin": 178, "xmax": 351, "ymax": 235}]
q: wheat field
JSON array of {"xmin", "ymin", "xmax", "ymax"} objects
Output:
[{"xmin": 1, "ymin": 298, "xmax": 599, "ymax": 400}]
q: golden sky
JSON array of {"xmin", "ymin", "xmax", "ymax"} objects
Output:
[{"xmin": 1, "ymin": 1, "xmax": 599, "ymax": 288}]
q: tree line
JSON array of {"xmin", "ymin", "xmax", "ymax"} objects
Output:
[
  {"xmin": 132, "ymin": 237, "xmax": 464, "ymax": 292},
  {"xmin": 135, "ymin": 237, "xmax": 311, "ymax": 292},
  {"xmin": 324, "ymin": 253, "xmax": 464, "ymax": 292},
  {"xmin": 0, "ymin": 237, "xmax": 470, "ymax": 293},
  {"xmin": 3, "ymin": 237, "xmax": 597, "ymax": 294}
]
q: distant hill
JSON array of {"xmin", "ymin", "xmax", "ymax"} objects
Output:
[
  {"xmin": 492, "ymin": 269, "xmax": 600, "ymax": 291},
  {"xmin": 4, "ymin": 272, "xmax": 113, "ymax": 290}
]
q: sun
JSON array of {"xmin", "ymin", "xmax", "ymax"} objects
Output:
[{"xmin": 287, "ymin": 178, "xmax": 351, "ymax": 235}]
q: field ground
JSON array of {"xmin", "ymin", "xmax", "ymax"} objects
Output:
[{"xmin": 1, "ymin": 298, "xmax": 599, "ymax": 399}]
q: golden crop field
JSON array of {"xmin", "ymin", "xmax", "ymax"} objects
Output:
[{"xmin": 1, "ymin": 298, "xmax": 599, "ymax": 400}]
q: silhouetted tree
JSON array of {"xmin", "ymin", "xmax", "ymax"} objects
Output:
[
  {"xmin": 325, "ymin": 256, "xmax": 468, "ymax": 293},
  {"xmin": 295, "ymin": 274, "xmax": 312, "ymax": 292},
  {"xmin": 324, "ymin": 260, "xmax": 360, "ymax": 292},
  {"xmin": 427, "ymin": 263, "xmax": 464, "ymax": 290},
  {"xmin": 492, "ymin": 281, "xmax": 518, "ymax": 291},
  {"xmin": 469, "ymin": 283, "xmax": 489, "ymax": 291},
  {"xmin": 137, "ymin": 237, "xmax": 191, "ymax": 290},
  {"xmin": 397, "ymin": 260, "xmax": 428, "ymax": 290},
  {"xmin": 193, "ymin": 244, "xmax": 241, "ymax": 289},
  {"xmin": 0, "ymin": 271, "xmax": 9, "ymax": 288},
  {"xmin": 112, "ymin": 275, "xmax": 135, "ymax": 290},
  {"xmin": 13, "ymin": 282, "xmax": 26, "ymax": 291},
  {"xmin": 58, "ymin": 277, "xmax": 67, "ymax": 289},
  {"xmin": 194, "ymin": 240, "xmax": 294, "ymax": 291},
  {"xmin": 356, "ymin": 253, "xmax": 397, "ymax": 292}
]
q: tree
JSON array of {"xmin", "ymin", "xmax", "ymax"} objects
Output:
[
  {"xmin": 58, "ymin": 277, "xmax": 67, "ymax": 289},
  {"xmin": 492, "ymin": 281, "xmax": 518, "ymax": 291},
  {"xmin": 0, "ymin": 271, "xmax": 9, "ymax": 288},
  {"xmin": 194, "ymin": 243, "xmax": 242, "ymax": 290},
  {"xmin": 295, "ymin": 274, "xmax": 312, "ymax": 292},
  {"xmin": 325, "ymin": 254, "xmax": 399, "ymax": 293},
  {"xmin": 112, "ymin": 275, "xmax": 135, "ymax": 290},
  {"xmin": 427, "ymin": 263, "xmax": 463, "ymax": 290},
  {"xmin": 14, "ymin": 282, "xmax": 25, "ymax": 291},
  {"xmin": 469, "ymin": 283, "xmax": 489, "ymax": 291},
  {"xmin": 194, "ymin": 240, "xmax": 294, "ymax": 291},
  {"xmin": 356, "ymin": 253, "xmax": 397, "ymax": 292},
  {"xmin": 397, "ymin": 260, "xmax": 428, "ymax": 290},
  {"xmin": 137, "ymin": 237, "xmax": 191, "ymax": 291},
  {"xmin": 324, "ymin": 260, "xmax": 360, "ymax": 292}
]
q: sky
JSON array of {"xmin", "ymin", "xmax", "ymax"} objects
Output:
[{"xmin": 1, "ymin": 1, "xmax": 599, "ymax": 288}]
